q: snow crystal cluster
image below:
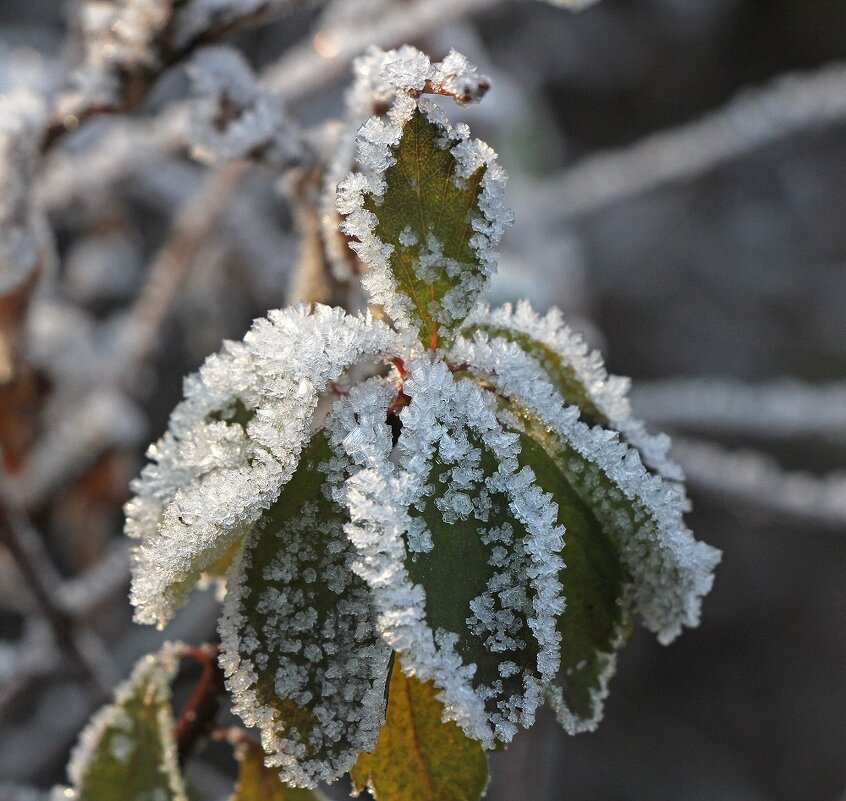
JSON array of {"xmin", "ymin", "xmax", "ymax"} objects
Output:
[
  {"xmin": 126, "ymin": 45, "xmax": 719, "ymax": 787},
  {"xmin": 186, "ymin": 46, "xmax": 304, "ymax": 167}
]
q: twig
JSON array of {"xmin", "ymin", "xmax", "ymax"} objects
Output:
[
  {"xmin": 533, "ymin": 62, "xmax": 846, "ymax": 219},
  {"xmin": 117, "ymin": 160, "xmax": 250, "ymax": 388},
  {"xmin": 672, "ymin": 437, "xmax": 846, "ymax": 529},
  {"xmin": 632, "ymin": 378, "xmax": 846, "ymax": 441},
  {"xmin": 262, "ymin": 0, "xmax": 509, "ymax": 104},
  {"xmin": 42, "ymin": 0, "xmax": 319, "ymax": 152},
  {"xmin": 0, "ymin": 468, "xmax": 115, "ymax": 696},
  {"xmin": 175, "ymin": 644, "xmax": 226, "ymax": 765}
]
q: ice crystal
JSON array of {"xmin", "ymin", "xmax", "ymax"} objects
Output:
[{"xmin": 461, "ymin": 301, "xmax": 686, "ymax": 487}]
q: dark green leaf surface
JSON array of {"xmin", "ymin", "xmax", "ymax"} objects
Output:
[
  {"xmin": 515, "ymin": 422, "xmax": 630, "ymax": 728},
  {"xmin": 403, "ymin": 433, "xmax": 541, "ymax": 732},
  {"xmin": 221, "ymin": 432, "xmax": 389, "ymax": 786}
]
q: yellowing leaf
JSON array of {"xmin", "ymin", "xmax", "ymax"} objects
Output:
[
  {"xmin": 351, "ymin": 660, "xmax": 489, "ymax": 801},
  {"xmin": 341, "ymin": 105, "xmax": 509, "ymax": 347},
  {"xmin": 230, "ymin": 739, "xmax": 328, "ymax": 801}
]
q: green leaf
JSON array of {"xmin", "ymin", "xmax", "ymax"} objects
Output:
[
  {"xmin": 351, "ymin": 658, "xmax": 489, "ymax": 801},
  {"xmin": 360, "ymin": 107, "xmax": 494, "ymax": 347},
  {"xmin": 218, "ymin": 432, "xmax": 390, "ymax": 788},
  {"xmin": 514, "ymin": 423, "xmax": 630, "ymax": 731},
  {"xmin": 339, "ymin": 360, "xmax": 563, "ymax": 747},
  {"xmin": 63, "ymin": 642, "xmax": 188, "ymax": 801},
  {"xmin": 230, "ymin": 738, "xmax": 329, "ymax": 801},
  {"xmin": 457, "ymin": 302, "xmax": 687, "ymax": 485}
]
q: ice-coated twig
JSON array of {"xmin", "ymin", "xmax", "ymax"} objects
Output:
[
  {"xmin": 43, "ymin": 0, "xmax": 318, "ymax": 151},
  {"xmin": 262, "ymin": 0, "xmax": 508, "ymax": 104},
  {"xmin": 632, "ymin": 378, "xmax": 846, "ymax": 441},
  {"xmin": 116, "ymin": 160, "xmax": 250, "ymax": 386},
  {"xmin": 672, "ymin": 437, "xmax": 846, "ymax": 529},
  {"xmin": 535, "ymin": 62, "xmax": 846, "ymax": 218}
]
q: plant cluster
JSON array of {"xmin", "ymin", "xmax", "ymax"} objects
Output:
[{"xmin": 58, "ymin": 46, "xmax": 719, "ymax": 801}]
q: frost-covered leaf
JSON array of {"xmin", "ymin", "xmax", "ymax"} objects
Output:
[
  {"xmin": 324, "ymin": 46, "xmax": 492, "ymax": 284},
  {"xmin": 59, "ymin": 642, "xmax": 187, "ymax": 801},
  {"xmin": 332, "ymin": 360, "xmax": 563, "ymax": 747},
  {"xmin": 127, "ymin": 304, "xmax": 403, "ymax": 628},
  {"xmin": 450, "ymin": 333, "xmax": 721, "ymax": 647},
  {"xmin": 461, "ymin": 302, "xmax": 686, "ymax": 485},
  {"xmin": 219, "ymin": 432, "xmax": 390, "ymax": 788},
  {"xmin": 514, "ymin": 422, "xmax": 630, "ymax": 732},
  {"xmin": 230, "ymin": 738, "xmax": 328, "ymax": 801},
  {"xmin": 350, "ymin": 658, "xmax": 489, "ymax": 801},
  {"xmin": 338, "ymin": 60, "xmax": 511, "ymax": 346}
]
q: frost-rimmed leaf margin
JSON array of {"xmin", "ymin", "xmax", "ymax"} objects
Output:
[
  {"xmin": 57, "ymin": 641, "xmax": 187, "ymax": 801},
  {"xmin": 218, "ymin": 431, "xmax": 390, "ymax": 789},
  {"xmin": 126, "ymin": 304, "xmax": 408, "ymax": 628},
  {"xmin": 450, "ymin": 332, "xmax": 721, "ymax": 644},
  {"xmin": 336, "ymin": 48, "xmax": 512, "ymax": 344},
  {"xmin": 461, "ymin": 301, "xmax": 686, "ymax": 487},
  {"xmin": 327, "ymin": 358, "xmax": 564, "ymax": 748}
]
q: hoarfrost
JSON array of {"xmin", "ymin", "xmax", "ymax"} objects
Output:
[
  {"xmin": 127, "ymin": 304, "xmax": 403, "ymax": 627},
  {"xmin": 462, "ymin": 301, "xmax": 686, "ymax": 486},
  {"xmin": 330, "ymin": 359, "xmax": 564, "ymax": 748},
  {"xmin": 450, "ymin": 332, "xmax": 721, "ymax": 645}
]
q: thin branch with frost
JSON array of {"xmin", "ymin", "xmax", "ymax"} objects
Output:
[
  {"xmin": 534, "ymin": 62, "xmax": 846, "ymax": 218},
  {"xmin": 672, "ymin": 437, "xmax": 846, "ymax": 529},
  {"xmin": 632, "ymin": 378, "xmax": 846, "ymax": 441},
  {"xmin": 262, "ymin": 0, "xmax": 510, "ymax": 104},
  {"xmin": 43, "ymin": 0, "xmax": 319, "ymax": 150},
  {"xmin": 117, "ymin": 160, "xmax": 250, "ymax": 384}
]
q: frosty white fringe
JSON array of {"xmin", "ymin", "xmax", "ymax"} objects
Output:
[{"xmin": 461, "ymin": 301, "xmax": 685, "ymax": 485}]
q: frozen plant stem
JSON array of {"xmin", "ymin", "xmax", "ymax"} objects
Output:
[{"xmin": 175, "ymin": 644, "xmax": 226, "ymax": 765}]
